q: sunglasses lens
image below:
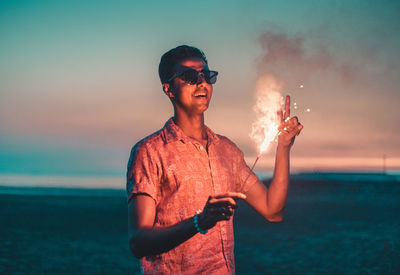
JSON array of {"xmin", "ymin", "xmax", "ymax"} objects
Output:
[
  {"xmin": 205, "ymin": 71, "xmax": 217, "ymax": 84},
  {"xmin": 177, "ymin": 69, "xmax": 218, "ymax": 85},
  {"xmin": 181, "ymin": 69, "xmax": 199, "ymax": 85}
]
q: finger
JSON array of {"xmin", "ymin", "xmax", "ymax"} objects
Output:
[
  {"xmin": 218, "ymin": 208, "xmax": 233, "ymax": 220},
  {"xmin": 213, "ymin": 192, "xmax": 246, "ymax": 200},
  {"xmin": 220, "ymin": 214, "xmax": 232, "ymax": 221},
  {"xmin": 288, "ymin": 116, "xmax": 299, "ymax": 128},
  {"xmin": 217, "ymin": 206, "xmax": 234, "ymax": 216},
  {"xmin": 288, "ymin": 123, "xmax": 303, "ymax": 138},
  {"xmin": 284, "ymin": 95, "xmax": 290, "ymax": 119},
  {"xmin": 209, "ymin": 197, "xmax": 237, "ymax": 208},
  {"xmin": 290, "ymin": 116, "xmax": 299, "ymax": 125},
  {"xmin": 296, "ymin": 124, "xmax": 304, "ymax": 136}
]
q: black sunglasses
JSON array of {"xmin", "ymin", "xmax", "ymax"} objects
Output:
[{"xmin": 168, "ymin": 69, "xmax": 218, "ymax": 85}]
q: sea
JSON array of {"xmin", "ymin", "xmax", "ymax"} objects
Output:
[
  {"xmin": 1, "ymin": 172, "xmax": 399, "ymax": 274},
  {"xmin": 1, "ymin": 171, "xmax": 399, "ymax": 195}
]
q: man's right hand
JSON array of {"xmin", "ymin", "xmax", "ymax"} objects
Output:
[{"xmin": 198, "ymin": 192, "xmax": 246, "ymax": 230}]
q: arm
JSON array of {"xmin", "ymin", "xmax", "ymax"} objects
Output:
[
  {"xmin": 245, "ymin": 95, "xmax": 303, "ymax": 222},
  {"xmin": 128, "ymin": 195, "xmax": 197, "ymax": 258},
  {"xmin": 128, "ymin": 192, "xmax": 246, "ymax": 258}
]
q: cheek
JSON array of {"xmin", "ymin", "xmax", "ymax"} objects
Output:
[
  {"xmin": 176, "ymin": 85, "xmax": 195, "ymax": 99},
  {"xmin": 182, "ymin": 85, "xmax": 197, "ymax": 95},
  {"xmin": 208, "ymin": 85, "xmax": 213, "ymax": 97}
]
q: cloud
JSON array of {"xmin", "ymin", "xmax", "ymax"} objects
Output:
[{"xmin": 256, "ymin": 31, "xmax": 359, "ymax": 89}]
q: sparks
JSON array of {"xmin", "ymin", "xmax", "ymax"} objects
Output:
[{"xmin": 250, "ymin": 75, "xmax": 282, "ymax": 156}]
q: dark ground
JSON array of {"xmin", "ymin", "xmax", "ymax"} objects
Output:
[{"xmin": 1, "ymin": 174, "xmax": 399, "ymax": 274}]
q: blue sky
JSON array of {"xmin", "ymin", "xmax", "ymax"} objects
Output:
[{"xmin": 1, "ymin": 0, "xmax": 399, "ymax": 178}]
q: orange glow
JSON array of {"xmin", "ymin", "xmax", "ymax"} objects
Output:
[{"xmin": 250, "ymin": 75, "xmax": 282, "ymax": 155}]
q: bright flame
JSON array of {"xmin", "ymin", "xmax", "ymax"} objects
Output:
[{"xmin": 250, "ymin": 75, "xmax": 282, "ymax": 155}]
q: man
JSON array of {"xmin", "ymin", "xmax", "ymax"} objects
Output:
[{"xmin": 127, "ymin": 45, "xmax": 303, "ymax": 274}]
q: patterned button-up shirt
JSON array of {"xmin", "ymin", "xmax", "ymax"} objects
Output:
[{"xmin": 127, "ymin": 118, "xmax": 259, "ymax": 274}]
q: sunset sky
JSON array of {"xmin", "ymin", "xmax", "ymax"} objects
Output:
[{"xmin": 1, "ymin": 0, "xmax": 399, "ymax": 181}]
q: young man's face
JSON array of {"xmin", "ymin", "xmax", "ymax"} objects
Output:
[{"xmin": 164, "ymin": 57, "xmax": 213, "ymax": 116}]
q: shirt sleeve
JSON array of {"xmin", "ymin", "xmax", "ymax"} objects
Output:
[
  {"xmin": 235, "ymin": 149, "xmax": 260, "ymax": 194},
  {"xmin": 126, "ymin": 142, "xmax": 160, "ymax": 204}
]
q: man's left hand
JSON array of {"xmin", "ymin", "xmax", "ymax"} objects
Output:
[{"xmin": 277, "ymin": 95, "xmax": 303, "ymax": 149}]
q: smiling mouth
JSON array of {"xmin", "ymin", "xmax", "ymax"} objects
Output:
[{"xmin": 194, "ymin": 93, "xmax": 207, "ymax": 98}]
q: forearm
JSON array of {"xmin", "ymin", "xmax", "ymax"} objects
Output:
[
  {"xmin": 267, "ymin": 145, "xmax": 291, "ymax": 216},
  {"xmin": 246, "ymin": 95, "xmax": 301, "ymax": 222},
  {"xmin": 131, "ymin": 216, "xmax": 198, "ymax": 258},
  {"xmin": 129, "ymin": 193, "xmax": 243, "ymax": 258}
]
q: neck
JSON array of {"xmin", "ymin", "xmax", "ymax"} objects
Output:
[{"xmin": 173, "ymin": 112, "xmax": 207, "ymax": 142}]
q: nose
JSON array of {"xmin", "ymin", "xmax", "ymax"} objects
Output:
[{"xmin": 196, "ymin": 72, "xmax": 206, "ymax": 84}]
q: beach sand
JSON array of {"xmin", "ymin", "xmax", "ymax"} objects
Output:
[{"xmin": 1, "ymin": 175, "xmax": 399, "ymax": 274}]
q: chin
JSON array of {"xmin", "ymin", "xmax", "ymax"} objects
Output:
[
  {"xmin": 194, "ymin": 107, "xmax": 208, "ymax": 115},
  {"xmin": 200, "ymin": 105, "xmax": 209, "ymax": 113}
]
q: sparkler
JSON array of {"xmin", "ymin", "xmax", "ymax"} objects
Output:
[
  {"xmin": 246, "ymin": 75, "xmax": 311, "ymax": 181},
  {"xmin": 246, "ymin": 75, "xmax": 283, "ymax": 179},
  {"xmin": 246, "ymin": 76, "xmax": 309, "ymax": 180}
]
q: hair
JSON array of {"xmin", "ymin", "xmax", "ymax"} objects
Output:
[{"xmin": 158, "ymin": 45, "xmax": 208, "ymax": 84}]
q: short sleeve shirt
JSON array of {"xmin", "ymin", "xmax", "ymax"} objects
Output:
[{"xmin": 126, "ymin": 118, "xmax": 259, "ymax": 274}]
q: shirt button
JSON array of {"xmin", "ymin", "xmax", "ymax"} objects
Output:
[{"xmin": 199, "ymin": 146, "xmax": 203, "ymax": 150}]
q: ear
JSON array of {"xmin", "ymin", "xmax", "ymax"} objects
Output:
[{"xmin": 162, "ymin": 83, "xmax": 174, "ymax": 98}]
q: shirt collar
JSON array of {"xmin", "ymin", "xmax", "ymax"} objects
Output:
[{"xmin": 163, "ymin": 117, "xmax": 219, "ymax": 144}]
